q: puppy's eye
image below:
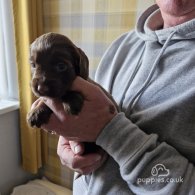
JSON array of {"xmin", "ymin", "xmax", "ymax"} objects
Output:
[
  {"xmin": 30, "ymin": 63, "xmax": 36, "ymax": 68},
  {"xmin": 55, "ymin": 63, "xmax": 67, "ymax": 72}
]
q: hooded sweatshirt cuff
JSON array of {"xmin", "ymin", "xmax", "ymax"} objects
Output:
[{"xmin": 96, "ymin": 112, "xmax": 158, "ymax": 166}]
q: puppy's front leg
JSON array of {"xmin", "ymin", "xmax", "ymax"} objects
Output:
[
  {"xmin": 27, "ymin": 100, "xmax": 53, "ymax": 128},
  {"xmin": 62, "ymin": 91, "xmax": 84, "ymax": 115}
]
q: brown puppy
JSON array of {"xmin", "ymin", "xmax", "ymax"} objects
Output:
[
  {"xmin": 27, "ymin": 32, "xmax": 90, "ymax": 128},
  {"xmin": 27, "ymin": 32, "xmax": 117, "ymax": 153},
  {"xmin": 27, "ymin": 33, "xmax": 88, "ymax": 127},
  {"xmin": 27, "ymin": 32, "xmax": 117, "ymax": 128}
]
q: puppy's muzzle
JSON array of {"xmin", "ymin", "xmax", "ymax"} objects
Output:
[
  {"xmin": 31, "ymin": 77, "xmax": 51, "ymax": 96},
  {"xmin": 37, "ymin": 83, "xmax": 49, "ymax": 95},
  {"xmin": 32, "ymin": 77, "xmax": 65, "ymax": 97}
]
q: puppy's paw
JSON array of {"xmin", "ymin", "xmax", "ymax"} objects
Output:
[
  {"xmin": 62, "ymin": 91, "xmax": 84, "ymax": 115},
  {"xmin": 27, "ymin": 103, "xmax": 53, "ymax": 128}
]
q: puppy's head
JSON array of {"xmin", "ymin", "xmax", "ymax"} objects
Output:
[{"xmin": 29, "ymin": 32, "xmax": 89, "ymax": 98}]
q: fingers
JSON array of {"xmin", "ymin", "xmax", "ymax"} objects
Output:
[
  {"xmin": 42, "ymin": 98, "xmax": 67, "ymax": 122},
  {"xmin": 59, "ymin": 146, "xmax": 102, "ymax": 167},
  {"xmin": 74, "ymin": 149, "xmax": 108, "ymax": 175},
  {"xmin": 31, "ymin": 98, "xmax": 43, "ymax": 110},
  {"xmin": 41, "ymin": 113, "xmax": 62, "ymax": 135},
  {"xmin": 71, "ymin": 76, "xmax": 100, "ymax": 100},
  {"xmin": 57, "ymin": 136, "xmax": 70, "ymax": 154},
  {"xmin": 61, "ymin": 152, "xmax": 102, "ymax": 175},
  {"xmin": 57, "ymin": 136, "xmax": 107, "ymax": 175},
  {"xmin": 69, "ymin": 141, "xmax": 85, "ymax": 155},
  {"xmin": 74, "ymin": 157, "xmax": 104, "ymax": 175}
]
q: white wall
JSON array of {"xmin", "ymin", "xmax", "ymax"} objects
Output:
[{"xmin": 0, "ymin": 110, "xmax": 39, "ymax": 195}]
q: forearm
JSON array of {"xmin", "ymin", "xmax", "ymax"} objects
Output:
[{"xmin": 96, "ymin": 112, "xmax": 195, "ymax": 194}]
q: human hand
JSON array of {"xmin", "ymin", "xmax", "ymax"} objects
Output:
[
  {"xmin": 41, "ymin": 76, "xmax": 117, "ymax": 142},
  {"xmin": 57, "ymin": 136, "xmax": 108, "ymax": 174}
]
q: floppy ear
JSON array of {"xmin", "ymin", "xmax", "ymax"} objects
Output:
[{"xmin": 77, "ymin": 48, "xmax": 89, "ymax": 79}]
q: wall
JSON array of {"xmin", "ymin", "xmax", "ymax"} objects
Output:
[{"xmin": 0, "ymin": 110, "xmax": 39, "ymax": 195}]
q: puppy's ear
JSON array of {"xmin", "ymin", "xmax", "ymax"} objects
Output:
[{"xmin": 77, "ymin": 48, "xmax": 89, "ymax": 79}]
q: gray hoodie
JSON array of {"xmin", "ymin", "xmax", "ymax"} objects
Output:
[{"xmin": 73, "ymin": 4, "xmax": 195, "ymax": 195}]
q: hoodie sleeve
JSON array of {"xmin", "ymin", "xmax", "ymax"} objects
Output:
[
  {"xmin": 96, "ymin": 113, "xmax": 195, "ymax": 194},
  {"xmin": 94, "ymin": 30, "xmax": 195, "ymax": 194}
]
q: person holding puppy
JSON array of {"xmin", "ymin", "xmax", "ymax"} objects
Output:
[{"xmin": 41, "ymin": 0, "xmax": 195, "ymax": 194}]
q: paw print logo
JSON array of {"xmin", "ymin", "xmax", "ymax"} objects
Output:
[{"xmin": 151, "ymin": 164, "xmax": 170, "ymax": 177}]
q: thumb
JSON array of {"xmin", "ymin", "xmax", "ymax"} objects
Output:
[{"xmin": 69, "ymin": 141, "xmax": 85, "ymax": 155}]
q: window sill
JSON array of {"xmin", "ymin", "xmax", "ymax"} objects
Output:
[{"xmin": 0, "ymin": 99, "xmax": 19, "ymax": 115}]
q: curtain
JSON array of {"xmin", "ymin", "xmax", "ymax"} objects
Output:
[
  {"xmin": 0, "ymin": 0, "xmax": 18, "ymax": 100},
  {"xmin": 43, "ymin": 0, "xmax": 155, "ymax": 78},
  {"xmin": 12, "ymin": 0, "xmax": 47, "ymax": 174},
  {"xmin": 43, "ymin": 0, "xmax": 137, "ymax": 78},
  {"xmin": 42, "ymin": 0, "xmax": 154, "ymax": 189}
]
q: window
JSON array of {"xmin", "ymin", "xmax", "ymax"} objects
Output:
[{"xmin": 0, "ymin": 0, "xmax": 19, "ymax": 113}]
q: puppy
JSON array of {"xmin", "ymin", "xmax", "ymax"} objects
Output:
[{"xmin": 27, "ymin": 33, "xmax": 117, "ymax": 152}]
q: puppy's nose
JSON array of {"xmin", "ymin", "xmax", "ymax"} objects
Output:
[{"xmin": 37, "ymin": 84, "xmax": 49, "ymax": 95}]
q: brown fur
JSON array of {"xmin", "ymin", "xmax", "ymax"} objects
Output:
[{"xmin": 27, "ymin": 32, "xmax": 117, "ymax": 130}]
